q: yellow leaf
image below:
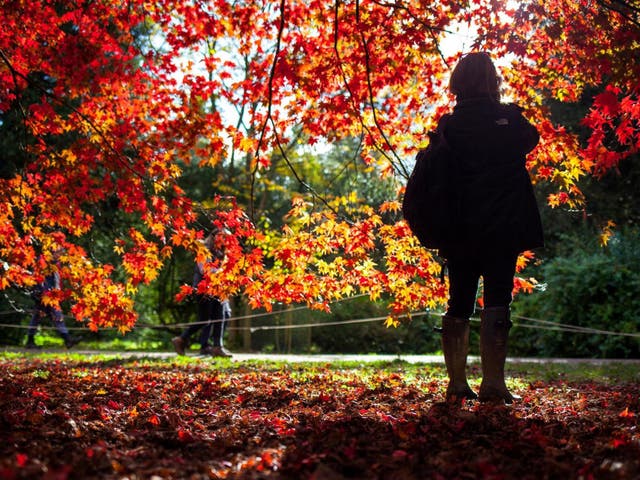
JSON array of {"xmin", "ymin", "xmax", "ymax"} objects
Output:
[{"xmin": 384, "ymin": 316, "xmax": 400, "ymax": 328}]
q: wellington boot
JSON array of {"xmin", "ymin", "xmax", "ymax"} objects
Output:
[
  {"xmin": 200, "ymin": 345, "xmax": 215, "ymax": 355},
  {"xmin": 442, "ymin": 315, "xmax": 477, "ymax": 402},
  {"xmin": 172, "ymin": 336, "xmax": 186, "ymax": 356},
  {"xmin": 478, "ymin": 307, "xmax": 516, "ymax": 404},
  {"xmin": 210, "ymin": 346, "xmax": 233, "ymax": 358},
  {"xmin": 64, "ymin": 335, "xmax": 81, "ymax": 349}
]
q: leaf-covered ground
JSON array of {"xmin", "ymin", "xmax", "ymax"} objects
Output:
[{"xmin": 0, "ymin": 354, "xmax": 638, "ymax": 479}]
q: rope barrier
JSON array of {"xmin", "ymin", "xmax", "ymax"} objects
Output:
[
  {"xmin": 1, "ymin": 290, "xmax": 638, "ymax": 338},
  {"xmin": 247, "ymin": 311, "xmax": 429, "ymax": 332},
  {"xmin": 0, "ymin": 308, "xmax": 638, "ymax": 339},
  {"xmin": 512, "ymin": 314, "xmax": 640, "ymax": 338}
]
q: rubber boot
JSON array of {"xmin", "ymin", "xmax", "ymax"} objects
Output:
[
  {"xmin": 172, "ymin": 336, "xmax": 186, "ymax": 355},
  {"xmin": 478, "ymin": 306, "xmax": 516, "ymax": 404},
  {"xmin": 441, "ymin": 315, "xmax": 477, "ymax": 402},
  {"xmin": 63, "ymin": 334, "xmax": 80, "ymax": 349}
]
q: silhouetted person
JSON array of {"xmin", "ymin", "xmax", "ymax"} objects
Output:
[
  {"xmin": 172, "ymin": 229, "xmax": 232, "ymax": 357},
  {"xmin": 435, "ymin": 52, "xmax": 543, "ymax": 403},
  {"xmin": 25, "ymin": 265, "xmax": 80, "ymax": 349}
]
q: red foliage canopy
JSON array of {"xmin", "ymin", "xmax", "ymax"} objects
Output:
[{"xmin": 1, "ymin": 0, "xmax": 638, "ymax": 329}]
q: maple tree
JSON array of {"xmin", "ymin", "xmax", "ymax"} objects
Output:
[{"xmin": 1, "ymin": 0, "xmax": 638, "ymax": 330}]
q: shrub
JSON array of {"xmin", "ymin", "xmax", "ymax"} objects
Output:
[{"xmin": 510, "ymin": 228, "xmax": 640, "ymax": 358}]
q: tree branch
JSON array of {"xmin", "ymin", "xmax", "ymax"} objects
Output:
[
  {"xmin": 333, "ymin": 1, "xmax": 410, "ymax": 180},
  {"xmin": 597, "ymin": 0, "xmax": 640, "ymax": 26},
  {"xmin": 251, "ymin": 0, "xmax": 287, "ymax": 221},
  {"xmin": 0, "ymin": 48, "xmax": 32, "ymax": 173},
  {"xmin": 269, "ymin": 116, "xmax": 350, "ymax": 224},
  {"xmin": 357, "ymin": 29, "xmax": 410, "ymax": 179},
  {"xmin": 0, "ymin": 49, "xmax": 141, "ymax": 180}
]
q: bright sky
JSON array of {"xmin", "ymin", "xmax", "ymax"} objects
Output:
[{"xmin": 440, "ymin": 20, "xmax": 478, "ymax": 58}]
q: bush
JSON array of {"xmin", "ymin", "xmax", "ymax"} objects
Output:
[
  {"xmin": 241, "ymin": 296, "xmax": 442, "ymax": 355},
  {"xmin": 310, "ymin": 297, "xmax": 441, "ymax": 354},
  {"xmin": 510, "ymin": 228, "xmax": 640, "ymax": 358}
]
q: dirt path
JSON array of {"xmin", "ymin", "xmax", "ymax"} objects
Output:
[{"xmin": 3, "ymin": 346, "xmax": 640, "ymax": 364}]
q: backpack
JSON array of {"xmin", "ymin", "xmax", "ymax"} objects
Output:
[{"xmin": 402, "ymin": 118, "xmax": 459, "ymax": 249}]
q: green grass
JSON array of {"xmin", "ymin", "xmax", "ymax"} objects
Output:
[
  {"xmin": 503, "ymin": 360, "xmax": 640, "ymax": 384},
  {"xmin": 2, "ymin": 351, "xmax": 638, "ymax": 385},
  {"xmin": 13, "ymin": 330, "xmax": 171, "ymax": 351}
]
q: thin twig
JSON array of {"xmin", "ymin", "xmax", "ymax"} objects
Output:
[
  {"xmin": 269, "ymin": 116, "xmax": 350, "ymax": 224},
  {"xmin": 333, "ymin": 1, "xmax": 409, "ymax": 179},
  {"xmin": 251, "ymin": 0, "xmax": 287, "ymax": 221},
  {"xmin": 357, "ymin": 29, "xmax": 410, "ymax": 178}
]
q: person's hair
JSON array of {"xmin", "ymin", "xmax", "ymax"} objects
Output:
[
  {"xmin": 449, "ymin": 52, "xmax": 501, "ymax": 102},
  {"xmin": 203, "ymin": 227, "xmax": 228, "ymax": 259}
]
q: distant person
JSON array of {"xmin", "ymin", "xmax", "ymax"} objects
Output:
[
  {"xmin": 25, "ymin": 266, "xmax": 80, "ymax": 350},
  {"xmin": 432, "ymin": 52, "xmax": 543, "ymax": 403},
  {"xmin": 220, "ymin": 298, "xmax": 232, "ymax": 349},
  {"xmin": 172, "ymin": 229, "xmax": 232, "ymax": 357}
]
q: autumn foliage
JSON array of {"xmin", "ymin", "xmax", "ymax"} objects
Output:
[{"xmin": 1, "ymin": 0, "xmax": 639, "ymax": 329}]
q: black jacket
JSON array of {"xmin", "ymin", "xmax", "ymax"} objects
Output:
[{"xmin": 439, "ymin": 97, "xmax": 544, "ymax": 257}]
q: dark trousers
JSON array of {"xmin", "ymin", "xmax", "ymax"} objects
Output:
[
  {"xmin": 181, "ymin": 295, "xmax": 225, "ymax": 348},
  {"xmin": 445, "ymin": 249, "xmax": 518, "ymax": 319},
  {"xmin": 28, "ymin": 300, "xmax": 69, "ymax": 339}
]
